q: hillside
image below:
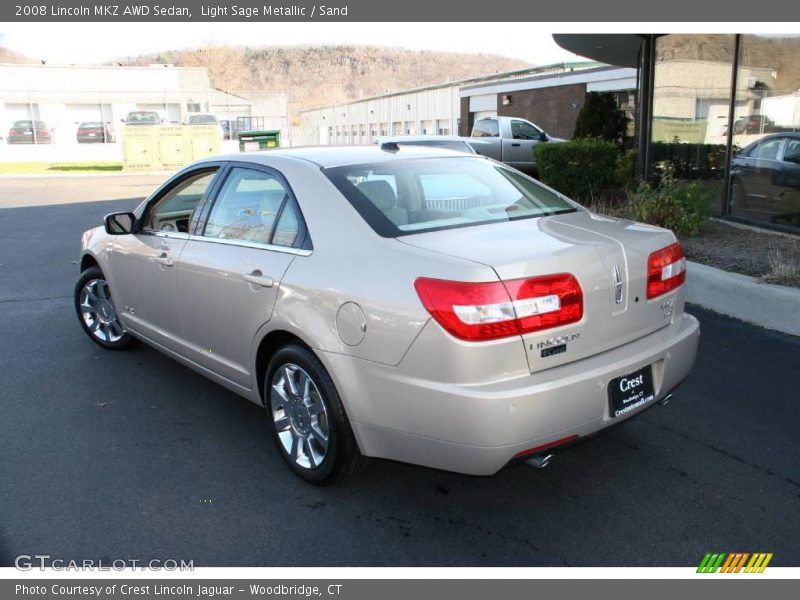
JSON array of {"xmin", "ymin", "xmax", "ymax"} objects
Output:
[
  {"xmin": 118, "ymin": 45, "xmax": 531, "ymax": 119},
  {"xmin": 657, "ymin": 34, "xmax": 800, "ymax": 92}
]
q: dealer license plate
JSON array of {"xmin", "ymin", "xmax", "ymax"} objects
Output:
[{"xmin": 608, "ymin": 365, "xmax": 655, "ymax": 418}]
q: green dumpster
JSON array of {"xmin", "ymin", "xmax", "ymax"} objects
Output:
[{"xmin": 238, "ymin": 130, "xmax": 281, "ymax": 151}]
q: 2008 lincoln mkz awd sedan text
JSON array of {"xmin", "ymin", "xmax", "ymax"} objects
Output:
[{"xmin": 75, "ymin": 146, "xmax": 699, "ymax": 484}]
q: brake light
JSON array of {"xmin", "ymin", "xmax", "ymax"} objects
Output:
[
  {"xmin": 647, "ymin": 242, "xmax": 686, "ymax": 299},
  {"xmin": 414, "ymin": 274, "xmax": 583, "ymax": 341}
]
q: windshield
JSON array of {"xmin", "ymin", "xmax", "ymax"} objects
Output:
[
  {"xmin": 127, "ymin": 112, "xmax": 159, "ymax": 123},
  {"xmin": 325, "ymin": 157, "xmax": 577, "ymax": 237},
  {"xmin": 14, "ymin": 120, "xmax": 45, "ymax": 128}
]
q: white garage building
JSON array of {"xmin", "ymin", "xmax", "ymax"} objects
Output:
[{"xmin": 0, "ymin": 63, "xmax": 215, "ymax": 141}]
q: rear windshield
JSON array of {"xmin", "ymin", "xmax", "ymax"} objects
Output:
[
  {"xmin": 79, "ymin": 122, "xmax": 103, "ymax": 128},
  {"xmin": 325, "ymin": 157, "xmax": 577, "ymax": 237}
]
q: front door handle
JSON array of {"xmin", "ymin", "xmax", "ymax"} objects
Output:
[
  {"xmin": 243, "ymin": 270, "xmax": 274, "ymax": 288},
  {"xmin": 155, "ymin": 253, "xmax": 174, "ymax": 267},
  {"xmin": 511, "ymin": 142, "xmax": 521, "ymax": 147}
]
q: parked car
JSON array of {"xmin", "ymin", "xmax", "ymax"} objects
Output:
[
  {"xmin": 75, "ymin": 146, "xmax": 699, "ymax": 484},
  {"xmin": 468, "ymin": 116, "xmax": 564, "ymax": 175},
  {"xmin": 7, "ymin": 120, "xmax": 53, "ymax": 144},
  {"xmin": 724, "ymin": 114, "xmax": 780, "ymax": 137},
  {"xmin": 376, "ymin": 135, "xmax": 477, "ymax": 154},
  {"xmin": 730, "ymin": 132, "xmax": 800, "ymax": 226},
  {"xmin": 187, "ymin": 114, "xmax": 225, "ymax": 139},
  {"xmin": 76, "ymin": 121, "xmax": 114, "ymax": 144},
  {"xmin": 123, "ymin": 111, "xmax": 161, "ymax": 125}
]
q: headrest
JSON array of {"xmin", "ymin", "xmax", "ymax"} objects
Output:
[{"xmin": 357, "ymin": 179, "xmax": 397, "ymax": 210}]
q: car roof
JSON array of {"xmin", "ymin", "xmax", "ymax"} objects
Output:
[
  {"xmin": 744, "ymin": 131, "xmax": 800, "ymax": 144},
  {"xmin": 198, "ymin": 145, "xmax": 484, "ymax": 169}
]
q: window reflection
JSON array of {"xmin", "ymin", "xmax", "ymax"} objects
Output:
[{"xmin": 730, "ymin": 35, "xmax": 800, "ymax": 229}]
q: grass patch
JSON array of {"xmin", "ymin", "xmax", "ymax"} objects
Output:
[
  {"xmin": 0, "ymin": 162, "xmax": 123, "ymax": 174},
  {"xmin": 763, "ymin": 243, "xmax": 800, "ymax": 287}
]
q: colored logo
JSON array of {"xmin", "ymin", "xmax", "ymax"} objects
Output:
[{"xmin": 697, "ymin": 552, "xmax": 773, "ymax": 573}]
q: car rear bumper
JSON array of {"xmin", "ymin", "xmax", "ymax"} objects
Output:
[{"xmin": 324, "ymin": 312, "xmax": 700, "ymax": 475}]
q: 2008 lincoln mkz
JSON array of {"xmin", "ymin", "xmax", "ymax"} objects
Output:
[{"xmin": 75, "ymin": 146, "xmax": 699, "ymax": 484}]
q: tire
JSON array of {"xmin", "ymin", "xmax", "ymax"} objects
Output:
[
  {"xmin": 265, "ymin": 342, "xmax": 367, "ymax": 485},
  {"xmin": 74, "ymin": 265, "xmax": 133, "ymax": 350}
]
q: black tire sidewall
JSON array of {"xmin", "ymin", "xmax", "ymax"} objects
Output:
[
  {"xmin": 74, "ymin": 265, "xmax": 132, "ymax": 350},
  {"xmin": 264, "ymin": 343, "xmax": 353, "ymax": 485}
]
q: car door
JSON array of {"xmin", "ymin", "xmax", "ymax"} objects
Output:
[
  {"xmin": 505, "ymin": 119, "xmax": 544, "ymax": 173},
  {"xmin": 741, "ymin": 137, "xmax": 786, "ymax": 215},
  {"xmin": 770, "ymin": 137, "xmax": 800, "ymax": 225},
  {"xmin": 176, "ymin": 164, "xmax": 311, "ymax": 388},
  {"xmin": 110, "ymin": 166, "xmax": 222, "ymax": 354}
]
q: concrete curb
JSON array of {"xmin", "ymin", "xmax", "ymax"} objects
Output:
[{"xmin": 686, "ymin": 260, "xmax": 800, "ymax": 337}]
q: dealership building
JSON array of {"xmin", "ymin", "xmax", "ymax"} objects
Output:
[{"xmin": 555, "ymin": 34, "xmax": 800, "ymax": 232}]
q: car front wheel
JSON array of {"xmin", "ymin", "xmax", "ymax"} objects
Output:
[
  {"xmin": 265, "ymin": 343, "xmax": 367, "ymax": 485},
  {"xmin": 74, "ymin": 266, "xmax": 133, "ymax": 350}
]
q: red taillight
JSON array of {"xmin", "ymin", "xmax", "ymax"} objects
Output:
[
  {"xmin": 647, "ymin": 242, "xmax": 686, "ymax": 299},
  {"xmin": 414, "ymin": 273, "xmax": 583, "ymax": 342}
]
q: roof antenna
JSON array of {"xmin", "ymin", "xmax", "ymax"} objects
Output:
[{"xmin": 381, "ymin": 141, "xmax": 400, "ymax": 153}]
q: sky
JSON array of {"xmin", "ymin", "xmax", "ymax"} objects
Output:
[{"xmin": 0, "ymin": 22, "xmax": 583, "ymax": 65}]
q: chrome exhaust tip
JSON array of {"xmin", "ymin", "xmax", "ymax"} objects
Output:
[
  {"xmin": 659, "ymin": 393, "xmax": 673, "ymax": 406},
  {"xmin": 525, "ymin": 454, "xmax": 553, "ymax": 469}
]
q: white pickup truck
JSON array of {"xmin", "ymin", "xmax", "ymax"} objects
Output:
[{"xmin": 379, "ymin": 116, "xmax": 563, "ymax": 176}]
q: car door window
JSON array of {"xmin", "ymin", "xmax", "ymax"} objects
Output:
[
  {"xmin": 203, "ymin": 167, "xmax": 304, "ymax": 247},
  {"xmin": 142, "ymin": 169, "xmax": 217, "ymax": 233},
  {"xmin": 473, "ymin": 119, "xmax": 499, "ymax": 138},
  {"xmin": 510, "ymin": 120, "xmax": 541, "ymax": 140},
  {"xmin": 751, "ymin": 139, "xmax": 783, "ymax": 160},
  {"xmin": 783, "ymin": 139, "xmax": 800, "ymax": 165}
]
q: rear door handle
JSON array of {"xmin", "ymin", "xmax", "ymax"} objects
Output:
[
  {"xmin": 243, "ymin": 270, "xmax": 274, "ymax": 288},
  {"xmin": 155, "ymin": 253, "xmax": 174, "ymax": 267}
]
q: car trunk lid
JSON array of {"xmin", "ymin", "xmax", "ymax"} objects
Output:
[{"xmin": 400, "ymin": 210, "xmax": 679, "ymax": 372}]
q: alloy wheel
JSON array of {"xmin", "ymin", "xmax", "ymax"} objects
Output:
[
  {"xmin": 270, "ymin": 363, "xmax": 330, "ymax": 469},
  {"xmin": 79, "ymin": 278, "xmax": 125, "ymax": 343}
]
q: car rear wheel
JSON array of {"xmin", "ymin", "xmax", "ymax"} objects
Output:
[
  {"xmin": 74, "ymin": 266, "xmax": 133, "ymax": 350},
  {"xmin": 265, "ymin": 343, "xmax": 367, "ymax": 485}
]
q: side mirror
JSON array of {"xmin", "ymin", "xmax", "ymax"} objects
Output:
[
  {"xmin": 539, "ymin": 131, "xmax": 548, "ymax": 142},
  {"xmin": 104, "ymin": 212, "xmax": 135, "ymax": 235}
]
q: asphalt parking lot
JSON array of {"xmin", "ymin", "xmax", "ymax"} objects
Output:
[{"xmin": 1, "ymin": 176, "xmax": 798, "ymax": 567}]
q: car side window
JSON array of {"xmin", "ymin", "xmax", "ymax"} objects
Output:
[
  {"xmin": 511, "ymin": 120, "xmax": 541, "ymax": 140},
  {"xmin": 473, "ymin": 119, "xmax": 499, "ymax": 138},
  {"xmin": 142, "ymin": 169, "xmax": 218, "ymax": 233},
  {"xmin": 203, "ymin": 167, "xmax": 304, "ymax": 247},
  {"xmin": 783, "ymin": 139, "xmax": 800, "ymax": 165},
  {"xmin": 751, "ymin": 139, "xmax": 783, "ymax": 161},
  {"xmin": 272, "ymin": 202, "xmax": 301, "ymax": 247}
]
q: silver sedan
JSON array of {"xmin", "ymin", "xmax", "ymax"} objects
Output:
[{"xmin": 75, "ymin": 146, "xmax": 699, "ymax": 484}]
